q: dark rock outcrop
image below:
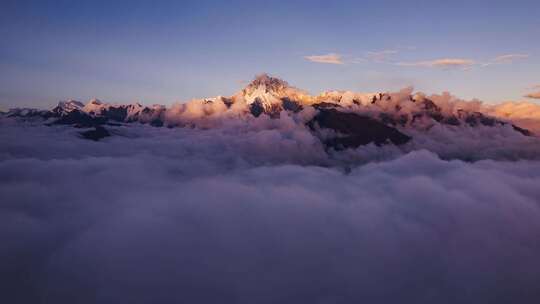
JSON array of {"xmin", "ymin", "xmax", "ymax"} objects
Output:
[
  {"xmin": 52, "ymin": 110, "xmax": 106, "ymax": 127},
  {"xmin": 281, "ymin": 97, "xmax": 303, "ymax": 112},
  {"xmin": 80, "ymin": 126, "xmax": 111, "ymax": 141},
  {"xmin": 249, "ymin": 100, "xmax": 265, "ymax": 117},
  {"xmin": 102, "ymin": 106, "xmax": 128, "ymax": 122},
  {"xmin": 312, "ymin": 102, "xmax": 339, "ymax": 109},
  {"xmin": 309, "ymin": 108, "xmax": 411, "ymax": 150},
  {"xmin": 512, "ymin": 124, "xmax": 533, "ymax": 136}
]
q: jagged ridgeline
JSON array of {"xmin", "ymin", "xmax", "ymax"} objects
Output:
[{"xmin": 1, "ymin": 74, "xmax": 534, "ymax": 147}]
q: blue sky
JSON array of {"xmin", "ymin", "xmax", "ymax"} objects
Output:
[{"xmin": 1, "ymin": 0, "xmax": 539, "ymax": 108}]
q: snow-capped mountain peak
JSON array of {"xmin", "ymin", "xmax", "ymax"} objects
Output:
[
  {"xmin": 244, "ymin": 74, "xmax": 292, "ymax": 94},
  {"xmin": 82, "ymin": 99, "xmax": 109, "ymax": 115},
  {"xmin": 241, "ymin": 74, "xmax": 308, "ymax": 104},
  {"xmin": 236, "ymin": 74, "xmax": 311, "ymax": 117},
  {"xmin": 51, "ymin": 99, "xmax": 85, "ymax": 116},
  {"xmin": 58, "ymin": 99, "xmax": 84, "ymax": 111},
  {"xmin": 2, "ymin": 74, "xmax": 537, "ymax": 145}
]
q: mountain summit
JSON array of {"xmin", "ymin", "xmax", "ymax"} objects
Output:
[
  {"xmin": 242, "ymin": 74, "xmax": 302, "ymax": 97},
  {"xmin": 238, "ymin": 74, "xmax": 309, "ymax": 116},
  {"xmin": 51, "ymin": 100, "xmax": 84, "ymax": 116}
]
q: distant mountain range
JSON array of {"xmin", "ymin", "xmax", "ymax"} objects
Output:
[{"xmin": 1, "ymin": 74, "xmax": 533, "ymax": 147}]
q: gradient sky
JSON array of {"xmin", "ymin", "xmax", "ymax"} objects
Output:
[{"xmin": 1, "ymin": 0, "xmax": 539, "ymax": 109}]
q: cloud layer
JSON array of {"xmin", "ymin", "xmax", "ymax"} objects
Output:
[{"xmin": 1, "ymin": 119, "xmax": 540, "ymax": 303}]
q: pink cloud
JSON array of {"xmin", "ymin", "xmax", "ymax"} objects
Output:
[{"xmin": 304, "ymin": 53, "xmax": 344, "ymax": 65}]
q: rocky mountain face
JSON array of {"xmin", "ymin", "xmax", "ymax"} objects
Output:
[
  {"xmin": 51, "ymin": 100, "xmax": 85, "ymax": 116},
  {"xmin": 309, "ymin": 108, "xmax": 411, "ymax": 149},
  {"xmin": 1, "ymin": 74, "xmax": 533, "ymax": 145}
]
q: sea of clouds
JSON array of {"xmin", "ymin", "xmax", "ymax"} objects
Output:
[{"xmin": 1, "ymin": 114, "xmax": 540, "ymax": 303}]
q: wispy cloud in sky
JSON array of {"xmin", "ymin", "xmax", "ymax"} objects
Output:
[
  {"xmin": 481, "ymin": 54, "xmax": 530, "ymax": 66},
  {"xmin": 396, "ymin": 54, "xmax": 528, "ymax": 70},
  {"xmin": 365, "ymin": 49, "xmax": 399, "ymax": 62},
  {"xmin": 494, "ymin": 53, "xmax": 529, "ymax": 63},
  {"xmin": 397, "ymin": 58, "xmax": 475, "ymax": 69},
  {"xmin": 304, "ymin": 53, "xmax": 344, "ymax": 65}
]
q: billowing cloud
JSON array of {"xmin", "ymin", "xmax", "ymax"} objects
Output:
[
  {"xmin": 398, "ymin": 58, "xmax": 475, "ymax": 69},
  {"xmin": 304, "ymin": 53, "xmax": 344, "ymax": 65},
  {"xmin": 1, "ymin": 123, "xmax": 540, "ymax": 303}
]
